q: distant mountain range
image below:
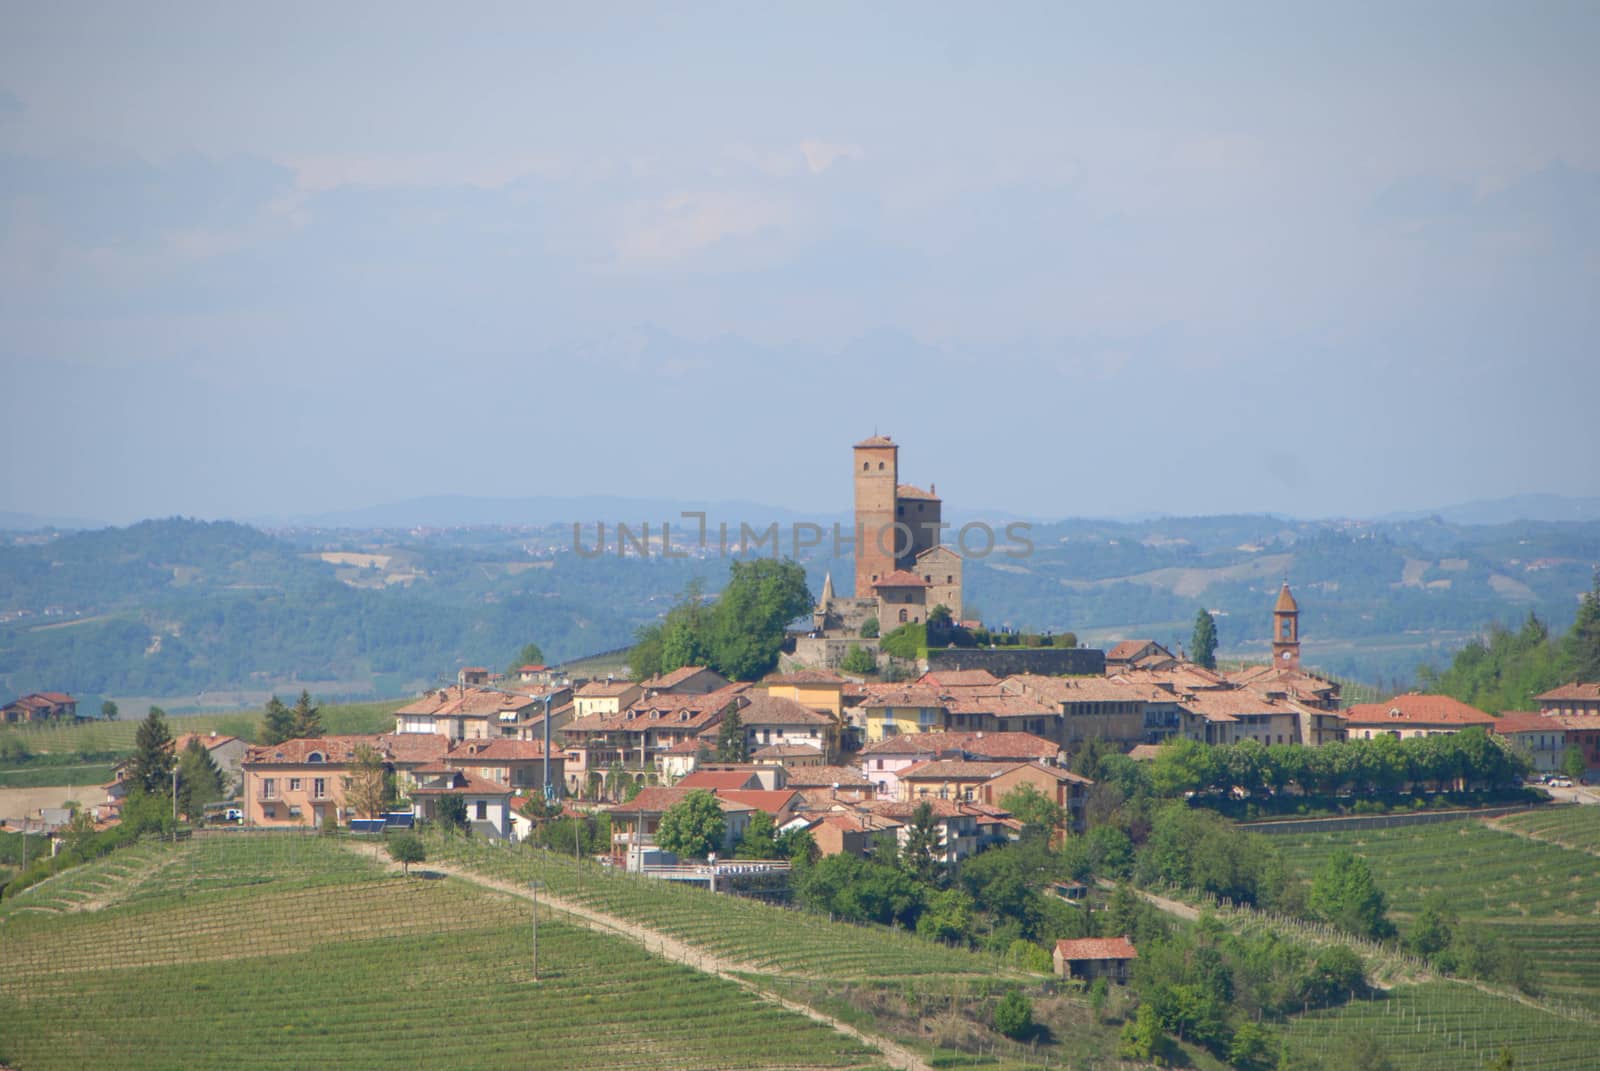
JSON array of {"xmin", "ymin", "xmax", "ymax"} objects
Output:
[{"xmin": 6, "ymin": 492, "xmax": 1599, "ymax": 533}]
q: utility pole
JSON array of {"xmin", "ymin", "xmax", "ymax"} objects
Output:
[
  {"xmin": 172, "ymin": 767, "xmax": 179, "ymax": 843},
  {"xmin": 529, "ymin": 880, "xmax": 545, "ymax": 981}
]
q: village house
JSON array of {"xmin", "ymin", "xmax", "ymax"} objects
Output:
[
  {"xmin": 1494, "ymin": 711, "xmax": 1572, "ymax": 774},
  {"xmin": 750, "ymin": 743, "xmax": 826, "ymax": 767},
  {"xmin": 782, "ymin": 765, "xmax": 876, "ymax": 808},
  {"xmin": 603, "ymin": 786, "xmax": 755, "ymax": 864},
  {"xmin": 560, "ymin": 684, "xmax": 749, "ymax": 796},
  {"xmin": 1002, "ymin": 675, "xmax": 1156, "ymax": 747},
  {"xmin": 763, "ymin": 669, "xmax": 848, "ymax": 718},
  {"xmin": 442, "ymin": 738, "xmax": 564, "ymax": 795},
  {"xmin": 860, "ymin": 685, "xmax": 951, "ymax": 741},
  {"xmin": 1537, "ymin": 683, "xmax": 1600, "ymax": 717},
  {"xmin": 409, "ymin": 765, "xmax": 515, "ymax": 838},
  {"xmin": 858, "ymin": 730, "xmax": 1062, "ymax": 800},
  {"xmin": 2, "ymin": 692, "xmax": 79, "ymax": 724},
  {"xmin": 805, "ymin": 810, "xmax": 902, "ymax": 858},
  {"xmin": 848, "ymin": 798, "xmax": 1012, "ymax": 864},
  {"xmin": 896, "ymin": 759, "xmax": 1092, "ymax": 831},
  {"xmin": 737, "ymin": 694, "xmax": 836, "ymax": 760},
  {"xmin": 1342, "ymin": 694, "xmax": 1497, "ymax": 740},
  {"xmin": 1104, "ymin": 640, "xmax": 1177, "ymax": 673},
  {"xmin": 640, "ymin": 665, "xmax": 730, "ymax": 696},
  {"xmin": 241, "ymin": 733, "xmax": 450, "ymax": 827},
  {"xmin": 393, "ymin": 685, "xmax": 570, "ymax": 742},
  {"xmin": 573, "ymin": 678, "xmax": 645, "ymax": 719},
  {"xmin": 1054, "ymin": 937, "xmax": 1138, "ymax": 985},
  {"xmin": 172, "ymin": 732, "xmax": 249, "ymax": 793}
]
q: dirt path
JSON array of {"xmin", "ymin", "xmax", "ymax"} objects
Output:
[{"xmin": 344, "ymin": 841, "xmax": 931, "ymax": 1071}]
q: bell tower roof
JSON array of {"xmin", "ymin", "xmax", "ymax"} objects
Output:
[{"xmin": 1274, "ymin": 582, "xmax": 1299, "ymax": 614}]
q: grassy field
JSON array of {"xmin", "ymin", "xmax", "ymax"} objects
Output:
[
  {"xmin": 0, "ymin": 835, "xmax": 885, "ymax": 1071},
  {"xmin": 1281, "ymin": 982, "xmax": 1599, "ymax": 1071},
  {"xmin": 1496, "ymin": 807, "xmax": 1600, "ymax": 856},
  {"xmin": 428, "ymin": 835, "xmax": 1009, "ymax": 983},
  {"xmin": 1274, "ymin": 819, "xmax": 1600, "ymax": 1013},
  {"xmin": 0, "ymin": 699, "xmax": 407, "ymax": 755},
  {"xmin": 0, "ymin": 762, "xmax": 115, "ymax": 788}
]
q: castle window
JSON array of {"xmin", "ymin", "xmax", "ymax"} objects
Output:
[
  {"xmin": 899, "ymin": 609, "xmax": 908, "ymax": 623},
  {"xmin": 863, "ymin": 462, "xmax": 869, "ymax": 471},
  {"xmin": 878, "ymin": 462, "xmax": 884, "ymax": 470},
  {"xmin": 946, "ymin": 575, "xmax": 953, "ymax": 584}
]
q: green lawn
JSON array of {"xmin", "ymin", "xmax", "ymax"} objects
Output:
[
  {"xmin": 0, "ymin": 763, "xmax": 115, "ymax": 788},
  {"xmin": 0, "ymin": 699, "xmax": 407, "ymax": 755},
  {"xmin": 0, "ymin": 836, "xmax": 884, "ymax": 1071},
  {"xmin": 1274, "ymin": 820, "xmax": 1600, "ymax": 1013}
]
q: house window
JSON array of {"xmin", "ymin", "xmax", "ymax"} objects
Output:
[
  {"xmin": 261, "ymin": 778, "xmax": 277, "ymax": 799},
  {"xmin": 899, "ymin": 609, "xmax": 908, "ymax": 623},
  {"xmin": 475, "ymin": 801, "xmax": 488, "ymax": 821},
  {"xmin": 313, "ymin": 778, "xmax": 326, "ymax": 799},
  {"xmin": 289, "ymin": 778, "xmax": 302, "ymax": 792},
  {"xmin": 262, "ymin": 805, "xmax": 276, "ymax": 819}
]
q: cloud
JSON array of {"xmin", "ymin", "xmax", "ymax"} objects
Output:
[
  {"xmin": 611, "ymin": 190, "xmax": 794, "ymax": 267},
  {"xmin": 799, "ymin": 140, "xmax": 863, "ymax": 175},
  {"xmin": 284, "ymin": 151, "xmax": 574, "ymax": 193}
]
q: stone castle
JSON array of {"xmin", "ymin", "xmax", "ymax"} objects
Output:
[{"xmin": 810, "ymin": 435, "xmax": 963, "ymax": 643}]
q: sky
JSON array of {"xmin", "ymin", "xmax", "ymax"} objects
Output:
[{"xmin": 2, "ymin": 2, "xmax": 1598, "ymax": 526}]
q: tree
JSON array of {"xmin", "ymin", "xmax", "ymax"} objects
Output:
[
  {"xmin": 175, "ymin": 737, "xmax": 225, "ymax": 821},
  {"xmin": 1118, "ymin": 1003, "xmax": 1174, "ymax": 1065},
  {"xmin": 1191, "ymin": 608, "xmax": 1218, "ymax": 670},
  {"xmin": 998, "ymin": 783, "xmax": 1065, "ymax": 841},
  {"xmin": 656, "ymin": 790, "xmax": 726, "ymax": 859},
  {"xmin": 900, "ymin": 801, "xmax": 944, "ymax": 884},
  {"xmin": 916, "ymin": 887, "xmax": 975, "ymax": 944},
  {"xmin": 860, "ymin": 617, "xmax": 879, "ymax": 639},
  {"xmin": 840, "ymin": 645, "xmax": 877, "ymax": 675},
  {"xmin": 716, "ymin": 705, "xmax": 747, "ymax": 762},
  {"xmin": 128, "ymin": 707, "xmax": 176, "ymax": 796},
  {"xmin": 1309, "ymin": 850, "xmax": 1394, "ymax": 940},
  {"xmin": 735, "ymin": 809, "xmax": 779, "ymax": 859},
  {"xmin": 346, "ymin": 744, "xmax": 391, "ymax": 819},
  {"xmin": 260, "ymin": 695, "xmax": 296, "ymax": 746},
  {"xmin": 1562, "ymin": 571, "xmax": 1600, "ymax": 684},
  {"xmin": 289, "ymin": 690, "xmax": 323, "ymax": 739},
  {"xmin": 1488, "ymin": 1047, "xmax": 1516, "ymax": 1071},
  {"xmin": 708, "ymin": 559, "xmax": 813, "ymax": 680},
  {"xmin": 433, "ymin": 793, "xmax": 469, "ymax": 833},
  {"xmin": 388, "ymin": 833, "xmax": 426, "ymax": 875},
  {"xmin": 100, "ymin": 700, "xmax": 119, "ymax": 721},
  {"xmin": 1562, "ymin": 745, "xmax": 1587, "ymax": 781},
  {"xmin": 1405, "ymin": 891, "xmax": 1456, "ymax": 957},
  {"xmin": 992, "ymin": 989, "xmax": 1034, "ymax": 1040},
  {"xmin": 506, "ymin": 642, "xmax": 546, "ymax": 675},
  {"xmin": 774, "ymin": 826, "xmax": 818, "ymax": 864}
]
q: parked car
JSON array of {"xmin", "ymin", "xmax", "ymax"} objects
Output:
[
  {"xmin": 223, "ymin": 807, "xmax": 244, "ymax": 822},
  {"xmin": 1549, "ymin": 777, "xmax": 1574, "ymax": 788}
]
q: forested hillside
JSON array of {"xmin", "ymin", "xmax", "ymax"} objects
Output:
[{"xmin": 1, "ymin": 514, "xmax": 1595, "ymax": 703}]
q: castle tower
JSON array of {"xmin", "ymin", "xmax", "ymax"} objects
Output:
[
  {"xmin": 854, "ymin": 436, "xmax": 899, "ymax": 598},
  {"xmin": 1271, "ymin": 582, "xmax": 1300, "ymax": 669}
]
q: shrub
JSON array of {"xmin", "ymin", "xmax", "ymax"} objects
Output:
[{"xmin": 993, "ymin": 989, "xmax": 1035, "ymax": 1040}]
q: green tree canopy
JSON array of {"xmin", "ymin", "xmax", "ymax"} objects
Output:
[
  {"xmin": 1309, "ymin": 850, "xmax": 1395, "ymax": 940},
  {"xmin": 506, "ymin": 642, "xmax": 546, "ymax": 674},
  {"xmin": 839, "ymin": 644, "xmax": 876, "ymax": 675},
  {"xmin": 734, "ymin": 808, "xmax": 779, "ymax": 859},
  {"xmin": 1191, "ymin": 608, "xmax": 1218, "ymax": 669},
  {"xmin": 289, "ymin": 690, "xmax": 323, "ymax": 739},
  {"xmin": 715, "ymin": 705, "xmax": 747, "ymax": 762},
  {"xmin": 260, "ymin": 695, "xmax": 296, "ymax": 746},
  {"xmin": 100, "ymin": 700, "xmax": 119, "ymax": 721},
  {"xmin": 900, "ymin": 801, "xmax": 944, "ymax": 884},
  {"xmin": 656, "ymin": 789, "xmax": 726, "ymax": 859},
  {"xmin": 175, "ymin": 737, "xmax": 226, "ymax": 821},
  {"xmin": 128, "ymin": 706, "xmax": 176, "ymax": 796},
  {"xmin": 388, "ymin": 833, "xmax": 426, "ymax": 874}
]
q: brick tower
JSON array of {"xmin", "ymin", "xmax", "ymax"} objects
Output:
[
  {"xmin": 854, "ymin": 436, "xmax": 899, "ymax": 597},
  {"xmin": 1271, "ymin": 582, "xmax": 1300, "ymax": 669}
]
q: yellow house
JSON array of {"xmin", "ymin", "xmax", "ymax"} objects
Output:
[
  {"xmin": 861, "ymin": 686, "xmax": 949, "ymax": 742},
  {"xmin": 764, "ymin": 670, "xmax": 846, "ymax": 718}
]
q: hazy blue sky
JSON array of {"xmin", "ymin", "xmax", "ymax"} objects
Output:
[{"xmin": 3, "ymin": 3, "xmax": 1597, "ymax": 524}]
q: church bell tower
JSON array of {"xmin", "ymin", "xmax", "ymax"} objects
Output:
[{"xmin": 1271, "ymin": 582, "xmax": 1300, "ymax": 670}]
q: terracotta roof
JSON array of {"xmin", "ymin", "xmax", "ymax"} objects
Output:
[
  {"xmin": 1274, "ymin": 583, "xmax": 1299, "ymax": 613},
  {"xmin": 1343, "ymin": 694, "xmax": 1496, "ymax": 727},
  {"xmin": 34, "ymin": 691, "xmax": 76, "ymax": 704},
  {"xmin": 1493, "ymin": 711, "xmax": 1561, "ymax": 734},
  {"xmin": 896, "ymin": 483, "xmax": 940, "ymax": 501},
  {"xmin": 1006, "ymin": 675, "xmax": 1160, "ymax": 704},
  {"xmin": 395, "ymin": 686, "xmax": 540, "ymax": 717},
  {"xmin": 676, "ymin": 770, "xmax": 765, "ymax": 790},
  {"xmin": 901, "ymin": 759, "xmax": 1092, "ymax": 785},
  {"xmin": 1106, "ymin": 640, "xmax": 1158, "ymax": 661},
  {"xmin": 641, "ymin": 666, "xmax": 720, "ymax": 690},
  {"xmin": 783, "ymin": 765, "xmax": 873, "ymax": 788},
  {"xmin": 518, "ymin": 664, "xmax": 548, "ymax": 672},
  {"xmin": 811, "ymin": 811, "xmax": 903, "ymax": 833},
  {"xmin": 872, "ymin": 570, "xmax": 929, "ymax": 588},
  {"xmin": 941, "ymin": 692, "xmax": 1058, "ymax": 719},
  {"xmin": 1127, "ymin": 744, "xmax": 1165, "ymax": 761},
  {"xmin": 857, "ymin": 731, "xmax": 1057, "ymax": 760},
  {"xmin": 917, "ymin": 669, "xmax": 1001, "ymax": 688},
  {"xmin": 855, "ymin": 435, "xmax": 896, "ymax": 448},
  {"xmin": 171, "ymin": 732, "xmax": 239, "ymax": 753},
  {"xmin": 766, "ymin": 669, "xmax": 848, "ymax": 686},
  {"xmin": 1055, "ymin": 937, "xmax": 1137, "ymax": 962},
  {"xmin": 1537, "ymin": 683, "xmax": 1600, "ymax": 702},
  {"xmin": 411, "ymin": 772, "xmax": 513, "ymax": 796},
  {"xmin": 575, "ymin": 679, "xmax": 641, "ymax": 698},
  {"xmin": 563, "ymin": 684, "xmax": 747, "ymax": 736},
  {"xmin": 737, "ymin": 694, "xmax": 834, "ymax": 726},
  {"xmin": 1178, "ymin": 691, "xmax": 1300, "ymax": 722},
  {"xmin": 718, "ymin": 789, "xmax": 803, "ymax": 816},
  {"xmin": 861, "ymin": 685, "xmax": 947, "ymax": 709},
  {"xmin": 243, "ymin": 733, "xmax": 449, "ymax": 767},
  {"xmin": 445, "ymin": 739, "xmax": 558, "ymax": 763},
  {"xmin": 856, "ymin": 799, "xmax": 1006, "ymax": 821}
]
